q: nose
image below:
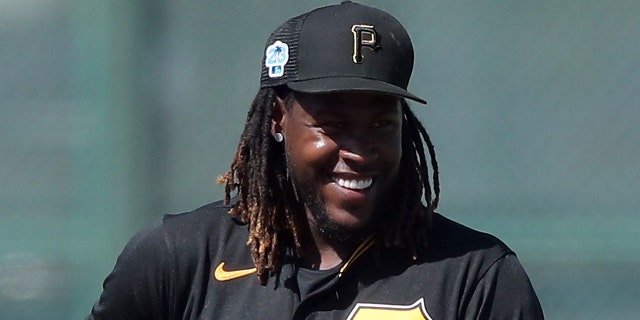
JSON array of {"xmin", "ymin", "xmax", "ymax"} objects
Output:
[{"xmin": 337, "ymin": 132, "xmax": 378, "ymax": 164}]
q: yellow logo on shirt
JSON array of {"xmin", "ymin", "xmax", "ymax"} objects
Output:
[
  {"xmin": 213, "ymin": 262, "xmax": 257, "ymax": 281},
  {"xmin": 346, "ymin": 298, "xmax": 433, "ymax": 320}
]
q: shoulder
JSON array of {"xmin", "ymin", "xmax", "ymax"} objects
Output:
[
  {"xmin": 428, "ymin": 213, "xmax": 544, "ymax": 316},
  {"xmin": 136, "ymin": 199, "xmax": 247, "ymax": 258},
  {"xmin": 160, "ymin": 199, "xmax": 242, "ymax": 237},
  {"xmin": 113, "ymin": 199, "xmax": 243, "ymax": 264},
  {"xmin": 162, "ymin": 199, "xmax": 238, "ymax": 228},
  {"xmin": 428, "ymin": 212, "xmax": 513, "ymax": 261},
  {"xmin": 420, "ymin": 214, "xmax": 543, "ymax": 317},
  {"xmin": 407, "ymin": 212, "xmax": 519, "ymax": 288},
  {"xmin": 87, "ymin": 200, "xmax": 249, "ymax": 319},
  {"xmin": 370, "ymin": 212, "xmax": 515, "ymax": 280}
]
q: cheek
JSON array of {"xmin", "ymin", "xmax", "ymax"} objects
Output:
[
  {"xmin": 286, "ymin": 131, "xmax": 339, "ymax": 171},
  {"xmin": 306, "ymin": 134, "xmax": 339, "ymax": 165},
  {"xmin": 379, "ymin": 132, "xmax": 403, "ymax": 165},
  {"xmin": 314, "ymin": 138, "xmax": 327, "ymax": 149}
]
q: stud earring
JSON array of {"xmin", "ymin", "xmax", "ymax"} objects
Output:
[{"xmin": 274, "ymin": 132, "xmax": 284, "ymax": 142}]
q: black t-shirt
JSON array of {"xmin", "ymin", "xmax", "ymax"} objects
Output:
[
  {"xmin": 297, "ymin": 265, "xmax": 342, "ymax": 301},
  {"xmin": 87, "ymin": 200, "xmax": 544, "ymax": 319}
]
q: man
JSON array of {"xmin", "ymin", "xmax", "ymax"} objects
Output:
[{"xmin": 88, "ymin": 1, "xmax": 544, "ymax": 319}]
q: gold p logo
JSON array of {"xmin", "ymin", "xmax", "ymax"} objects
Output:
[
  {"xmin": 351, "ymin": 24, "xmax": 380, "ymax": 64},
  {"xmin": 346, "ymin": 298, "xmax": 434, "ymax": 320}
]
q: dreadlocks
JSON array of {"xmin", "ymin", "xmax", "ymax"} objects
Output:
[
  {"xmin": 219, "ymin": 88, "xmax": 439, "ymax": 285},
  {"xmin": 376, "ymin": 100, "xmax": 440, "ymax": 257}
]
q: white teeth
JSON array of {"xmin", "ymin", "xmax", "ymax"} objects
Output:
[{"xmin": 334, "ymin": 177, "xmax": 373, "ymax": 190}]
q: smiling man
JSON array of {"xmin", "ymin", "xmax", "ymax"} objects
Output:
[
  {"xmin": 87, "ymin": 1, "xmax": 544, "ymax": 319},
  {"xmin": 274, "ymin": 91, "xmax": 405, "ymax": 269}
]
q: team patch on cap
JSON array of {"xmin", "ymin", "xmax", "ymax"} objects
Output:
[
  {"xmin": 265, "ymin": 40, "xmax": 289, "ymax": 78},
  {"xmin": 351, "ymin": 24, "xmax": 380, "ymax": 64}
]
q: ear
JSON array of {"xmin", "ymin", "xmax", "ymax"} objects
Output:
[{"xmin": 271, "ymin": 95, "xmax": 288, "ymax": 137}]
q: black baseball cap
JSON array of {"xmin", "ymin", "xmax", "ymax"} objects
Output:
[{"xmin": 260, "ymin": 1, "xmax": 426, "ymax": 104}]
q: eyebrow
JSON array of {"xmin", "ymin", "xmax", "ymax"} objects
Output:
[{"xmin": 310, "ymin": 105, "xmax": 400, "ymax": 119}]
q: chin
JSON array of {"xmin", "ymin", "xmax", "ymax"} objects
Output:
[
  {"xmin": 329, "ymin": 206, "xmax": 374, "ymax": 228},
  {"xmin": 312, "ymin": 205, "xmax": 376, "ymax": 241}
]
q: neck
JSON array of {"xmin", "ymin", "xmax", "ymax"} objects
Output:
[
  {"xmin": 301, "ymin": 228, "xmax": 344, "ymax": 270},
  {"xmin": 301, "ymin": 221, "xmax": 370, "ymax": 270}
]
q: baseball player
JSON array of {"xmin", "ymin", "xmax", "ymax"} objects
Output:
[{"xmin": 87, "ymin": 1, "xmax": 544, "ymax": 319}]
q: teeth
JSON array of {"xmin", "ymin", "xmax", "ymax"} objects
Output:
[{"xmin": 334, "ymin": 177, "xmax": 373, "ymax": 190}]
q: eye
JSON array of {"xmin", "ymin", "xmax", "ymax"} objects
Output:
[
  {"xmin": 372, "ymin": 120, "xmax": 390, "ymax": 127},
  {"xmin": 322, "ymin": 121, "xmax": 345, "ymax": 129},
  {"xmin": 371, "ymin": 119, "xmax": 398, "ymax": 130}
]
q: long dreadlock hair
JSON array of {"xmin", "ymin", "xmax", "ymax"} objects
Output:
[{"xmin": 219, "ymin": 87, "xmax": 439, "ymax": 285}]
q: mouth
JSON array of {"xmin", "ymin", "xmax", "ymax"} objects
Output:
[{"xmin": 331, "ymin": 176, "xmax": 373, "ymax": 190}]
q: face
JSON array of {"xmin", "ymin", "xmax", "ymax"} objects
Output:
[{"xmin": 274, "ymin": 91, "xmax": 403, "ymax": 241}]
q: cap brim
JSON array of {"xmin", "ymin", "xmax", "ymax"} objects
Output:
[{"xmin": 287, "ymin": 77, "xmax": 427, "ymax": 105}]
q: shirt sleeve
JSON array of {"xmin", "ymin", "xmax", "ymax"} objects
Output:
[
  {"xmin": 465, "ymin": 253, "xmax": 545, "ymax": 320},
  {"xmin": 86, "ymin": 219, "xmax": 173, "ymax": 320}
]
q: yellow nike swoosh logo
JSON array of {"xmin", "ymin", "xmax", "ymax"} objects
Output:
[{"xmin": 214, "ymin": 262, "xmax": 257, "ymax": 281}]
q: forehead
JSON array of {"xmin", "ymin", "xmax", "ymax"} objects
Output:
[{"xmin": 291, "ymin": 91, "xmax": 401, "ymax": 116}]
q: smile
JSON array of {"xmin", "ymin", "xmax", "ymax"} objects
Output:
[{"xmin": 332, "ymin": 177, "xmax": 373, "ymax": 190}]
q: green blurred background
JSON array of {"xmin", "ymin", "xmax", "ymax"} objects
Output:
[{"xmin": 1, "ymin": 0, "xmax": 638, "ymax": 318}]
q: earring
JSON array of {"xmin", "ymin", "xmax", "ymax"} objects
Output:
[{"xmin": 274, "ymin": 132, "xmax": 284, "ymax": 142}]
